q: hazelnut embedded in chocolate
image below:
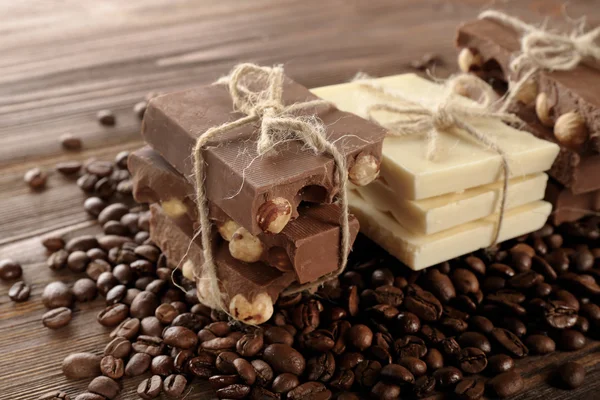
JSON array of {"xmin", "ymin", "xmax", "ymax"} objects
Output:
[
  {"xmin": 257, "ymin": 198, "xmax": 292, "ymax": 234},
  {"xmin": 229, "ymin": 293, "xmax": 274, "ymax": 325},
  {"xmin": 515, "ymin": 79, "xmax": 537, "ymax": 106},
  {"xmin": 182, "ymin": 260, "xmax": 196, "ymax": 281},
  {"xmin": 161, "ymin": 199, "xmax": 188, "ymax": 219},
  {"xmin": 349, "ymin": 154, "xmax": 380, "ymax": 187},
  {"xmin": 457, "ymin": 48, "xmax": 482, "ymax": 72},
  {"xmin": 554, "ymin": 112, "xmax": 588, "ymax": 150},
  {"xmin": 229, "ymin": 227, "xmax": 265, "ymax": 263},
  {"xmin": 535, "ymin": 93, "xmax": 554, "ymax": 127},
  {"xmin": 217, "ymin": 220, "xmax": 241, "ymax": 241}
]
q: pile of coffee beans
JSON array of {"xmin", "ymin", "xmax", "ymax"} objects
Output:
[{"xmin": 7, "ymin": 150, "xmax": 598, "ymax": 400}]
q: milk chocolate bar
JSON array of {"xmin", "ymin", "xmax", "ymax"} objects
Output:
[
  {"xmin": 129, "ymin": 147, "xmax": 359, "ymax": 284},
  {"xmin": 149, "ymin": 204, "xmax": 296, "ymax": 324},
  {"xmin": 456, "ymin": 18, "xmax": 600, "ymax": 194},
  {"xmin": 546, "ymin": 179, "xmax": 600, "ymax": 225},
  {"xmin": 142, "ymin": 76, "xmax": 386, "ymax": 236}
]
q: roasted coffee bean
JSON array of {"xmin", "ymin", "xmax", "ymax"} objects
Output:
[
  {"xmin": 110, "ymin": 317, "xmax": 140, "ymax": 339},
  {"xmin": 423, "ymin": 348, "xmax": 444, "ymax": 370},
  {"xmin": 97, "ymin": 203, "xmax": 128, "ymax": 225},
  {"xmin": 581, "ymin": 303, "xmax": 600, "ymax": 323},
  {"xmin": 47, "ymin": 249, "xmax": 68, "ymax": 270},
  {"xmin": 88, "ymin": 376, "xmax": 120, "ymax": 399},
  {"xmin": 413, "ymin": 375, "xmax": 436, "ymax": 398},
  {"xmin": 420, "ymin": 324, "xmax": 445, "ymax": 345},
  {"xmin": 440, "ymin": 337, "xmax": 461, "ymax": 358},
  {"xmin": 95, "ymin": 177, "xmax": 116, "ymax": 198},
  {"xmin": 346, "ymin": 324, "xmax": 373, "ymax": 351},
  {"xmin": 490, "ymin": 328, "xmax": 528, "ymax": 358},
  {"xmin": 525, "ymin": 334, "xmax": 556, "ymax": 354},
  {"xmin": 201, "ymin": 336, "xmax": 238, "ymax": 351},
  {"xmin": 272, "ymin": 372, "xmax": 300, "ymax": 393},
  {"xmin": 100, "ymin": 355, "xmax": 124, "ymax": 379},
  {"xmin": 24, "ymin": 167, "xmax": 47, "ymax": 189},
  {"xmin": 509, "ymin": 270, "xmax": 543, "ymax": 289},
  {"xmin": 452, "ymin": 268, "xmax": 480, "ymax": 294},
  {"xmin": 458, "ymin": 347, "xmax": 487, "ymax": 374},
  {"xmin": 488, "ymin": 354, "xmax": 515, "ymax": 374},
  {"xmin": 423, "ymin": 268, "xmax": 456, "ymax": 303},
  {"xmin": 371, "ymin": 285, "xmax": 405, "ymax": 307},
  {"xmin": 534, "ymin": 282, "xmax": 553, "ymax": 297},
  {"xmin": 209, "ymin": 375, "xmax": 240, "ymax": 390},
  {"xmin": 140, "ymin": 317, "xmax": 162, "ymax": 337},
  {"xmin": 370, "ymin": 381, "xmax": 401, "ymax": 400},
  {"xmin": 216, "ymin": 383, "xmax": 251, "ymax": 399},
  {"xmin": 302, "ymin": 330, "xmax": 335, "ymax": 353},
  {"xmin": 337, "ymin": 352, "xmax": 364, "ymax": 371},
  {"xmin": 263, "ymin": 344, "xmax": 305, "ymax": 375},
  {"xmin": 62, "ymin": 353, "xmax": 102, "ymax": 379},
  {"xmin": 163, "ymin": 326, "xmax": 198, "ymax": 349},
  {"xmin": 433, "ymin": 366, "xmax": 462, "ymax": 388},
  {"xmin": 215, "ymin": 351, "xmax": 240, "ymax": 374},
  {"xmin": 306, "ymin": 352, "xmax": 335, "ymax": 382},
  {"xmin": 291, "ymin": 299, "xmax": 322, "ymax": 333},
  {"xmin": 499, "ymin": 317, "xmax": 527, "ymax": 337},
  {"xmin": 105, "ymin": 285, "xmax": 126, "ymax": 305},
  {"xmin": 395, "ymin": 312, "xmax": 421, "ymax": 334},
  {"xmin": 544, "ymin": 300, "xmax": 577, "ymax": 329},
  {"xmin": 487, "ymin": 371, "xmax": 524, "ymax": 398},
  {"xmin": 394, "ymin": 335, "xmax": 427, "ymax": 359},
  {"xmin": 38, "ymin": 391, "xmax": 71, "ymax": 400},
  {"xmin": 9, "ymin": 281, "xmax": 30, "ymax": 302},
  {"xmin": 42, "ymin": 235, "xmax": 66, "ymax": 252},
  {"xmin": 133, "ymin": 335, "xmax": 164, "ymax": 356},
  {"xmin": 573, "ymin": 249, "xmax": 594, "ymax": 272},
  {"xmin": 559, "ymin": 329, "xmax": 586, "ymax": 351},
  {"xmin": 96, "ymin": 271, "xmax": 118, "ymax": 296},
  {"xmin": 404, "ymin": 285, "xmax": 442, "ymax": 321},
  {"xmin": 78, "ymin": 174, "xmax": 99, "ymax": 192},
  {"xmin": 86, "ymin": 259, "xmax": 111, "ymax": 281},
  {"xmin": 0, "ymin": 259, "xmax": 22, "ymax": 281},
  {"xmin": 252, "ymin": 359, "xmax": 274, "ymax": 387},
  {"xmin": 233, "ymin": 357, "xmax": 257, "ymax": 385},
  {"xmin": 42, "ymin": 307, "xmax": 72, "ymax": 329},
  {"xmin": 482, "ymin": 276, "xmax": 507, "ymax": 292},
  {"xmin": 73, "ymin": 393, "xmax": 105, "ymax": 400},
  {"xmin": 172, "ymin": 312, "xmax": 206, "ymax": 332},
  {"xmin": 163, "ymin": 374, "xmax": 187, "ymax": 397},
  {"xmin": 328, "ymin": 369, "xmax": 354, "ymax": 391},
  {"xmin": 104, "ymin": 336, "xmax": 131, "ymax": 358},
  {"xmin": 439, "ymin": 316, "xmax": 468, "ymax": 334},
  {"xmin": 67, "ymin": 251, "xmax": 90, "ymax": 272},
  {"xmin": 151, "ymin": 355, "xmax": 175, "ymax": 376},
  {"xmin": 458, "ymin": 331, "xmax": 491, "ymax": 353},
  {"xmin": 354, "ymin": 360, "xmax": 382, "ymax": 388},
  {"xmin": 554, "ymin": 290, "xmax": 580, "ymax": 311},
  {"xmin": 42, "ymin": 281, "xmax": 73, "ymax": 309},
  {"xmin": 97, "ymin": 303, "xmax": 129, "ymax": 327},
  {"xmin": 575, "ymin": 316, "xmax": 590, "ymax": 333},
  {"xmin": 558, "ymin": 361, "xmax": 585, "ymax": 389},
  {"xmin": 380, "ymin": 363, "xmax": 415, "ymax": 385},
  {"xmin": 137, "ymin": 375, "xmax": 162, "ymax": 399},
  {"xmin": 287, "ymin": 381, "xmax": 331, "ymax": 400},
  {"xmin": 66, "ymin": 235, "xmax": 99, "ymax": 252},
  {"xmin": 130, "ymin": 291, "xmax": 159, "ymax": 319},
  {"xmin": 125, "ymin": 353, "xmax": 152, "ymax": 377},
  {"xmin": 454, "ymin": 377, "xmax": 485, "ymax": 400},
  {"xmin": 371, "ymin": 268, "xmax": 395, "ymax": 287},
  {"xmin": 398, "ymin": 356, "xmax": 427, "ymax": 377},
  {"xmin": 237, "ymin": 331, "xmax": 264, "ymax": 357},
  {"xmin": 468, "ymin": 315, "xmax": 494, "ymax": 334},
  {"xmin": 188, "ymin": 353, "xmax": 217, "ymax": 378}
]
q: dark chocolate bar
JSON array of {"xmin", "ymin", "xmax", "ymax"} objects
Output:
[
  {"xmin": 149, "ymin": 204, "xmax": 296, "ymax": 324},
  {"xmin": 456, "ymin": 18, "xmax": 600, "ymax": 194},
  {"xmin": 129, "ymin": 147, "xmax": 360, "ymax": 284},
  {"xmin": 546, "ymin": 179, "xmax": 600, "ymax": 225},
  {"xmin": 142, "ymin": 75, "xmax": 386, "ymax": 236}
]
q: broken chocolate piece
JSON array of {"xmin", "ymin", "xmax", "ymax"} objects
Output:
[
  {"xmin": 129, "ymin": 147, "xmax": 360, "ymax": 284},
  {"xmin": 142, "ymin": 75, "xmax": 385, "ymax": 236},
  {"xmin": 546, "ymin": 179, "xmax": 600, "ymax": 225}
]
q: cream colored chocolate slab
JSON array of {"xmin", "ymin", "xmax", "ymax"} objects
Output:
[
  {"xmin": 349, "ymin": 190, "xmax": 552, "ymax": 270},
  {"xmin": 353, "ymin": 173, "xmax": 548, "ymax": 235},
  {"xmin": 311, "ymin": 74, "xmax": 559, "ymax": 200}
]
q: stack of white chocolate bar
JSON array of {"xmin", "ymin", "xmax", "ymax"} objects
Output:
[{"xmin": 312, "ymin": 74, "xmax": 560, "ymax": 270}]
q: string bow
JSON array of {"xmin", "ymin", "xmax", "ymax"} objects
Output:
[
  {"xmin": 358, "ymin": 74, "xmax": 522, "ymax": 243},
  {"xmin": 193, "ymin": 63, "xmax": 352, "ymax": 311},
  {"xmin": 480, "ymin": 10, "xmax": 600, "ymax": 111}
]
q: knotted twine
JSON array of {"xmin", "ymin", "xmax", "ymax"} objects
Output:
[
  {"xmin": 356, "ymin": 74, "xmax": 522, "ymax": 244},
  {"xmin": 192, "ymin": 63, "xmax": 351, "ymax": 311},
  {"xmin": 479, "ymin": 10, "xmax": 600, "ymax": 112}
]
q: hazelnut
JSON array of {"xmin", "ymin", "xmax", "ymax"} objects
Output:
[
  {"xmin": 257, "ymin": 197, "xmax": 292, "ymax": 234},
  {"xmin": 348, "ymin": 153, "xmax": 380, "ymax": 186},
  {"xmin": 457, "ymin": 48, "xmax": 483, "ymax": 73},
  {"xmin": 217, "ymin": 220, "xmax": 241, "ymax": 241},
  {"xmin": 229, "ymin": 293, "xmax": 274, "ymax": 325},
  {"xmin": 229, "ymin": 227, "xmax": 265, "ymax": 263},
  {"xmin": 554, "ymin": 112, "xmax": 588, "ymax": 149},
  {"xmin": 195, "ymin": 273, "xmax": 224, "ymax": 311},
  {"xmin": 182, "ymin": 260, "xmax": 196, "ymax": 281},
  {"xmin": 24, "ymin": 167, "xmax": 47, "ymax": 189},
  {"xmin": 515, "ymin": 78, "xmax": 537, "ymax": 106},
  {"xmin": 161, "ymin": 199, "xmax": 187, "ymax": 218},
  {"xmin": 535, "ymin": 92, "xmax": 554, "ymax": 127},
  {"xmin": 267, "ymin": 247, "xmax": 294, "ymax": 272}
]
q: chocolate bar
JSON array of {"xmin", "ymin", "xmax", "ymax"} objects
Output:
[
  {"xmin": 142, "ymin": 75, "xmax": 386, "ymax": 236},
  {"xmin": 149, "ymin": 204, "xmax": 296, "ymax": 324},
  {"xmin": 129, "ymin": 147, "xmax": 359, "ymax": 284},
  {"xmin": 546, "ymin": 179, "xmax": 600, "ymax": 225},
  {"xmin": 456, "ymin": 18, "xmax": 600, "ymax": 194}
]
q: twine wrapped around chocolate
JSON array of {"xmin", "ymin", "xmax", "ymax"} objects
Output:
[
  {"xmin": 479, "ymin": 10, "xmax": 600, "ymax": 112},
  {"xmin": 192, "ymin": 63, "xmax": 351, "ymax": 311},
  {"xmin": 357, "ymin": 74, "xmax": 521, "ymax": 244}
]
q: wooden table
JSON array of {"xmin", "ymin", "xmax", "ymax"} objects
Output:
[{"xmin": 0, "ymin": 1, "xmax": 598, "ymax": 398}]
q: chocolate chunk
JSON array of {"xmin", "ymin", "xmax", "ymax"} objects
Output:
[
  {"xmin": 546, "ymin": 179, "xmax": 600, "ymax": 224},
  {"xmin": 142, "ymin": 76, "xmax": 385, "ymax": 236}
]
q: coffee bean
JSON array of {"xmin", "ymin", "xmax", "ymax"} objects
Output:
[
  {"xmin": 67, "ymin": 251, "xmax": 89, "ymax": 273},
  {"xmin": 137, "ymin": 375, "xmax": 162, "ymax": 399},
  {"xmin": 490, "ymin": 328, "xmax": 528, "ymax": 358},
  {"xmin": 265, "ymin": 325, "xmax": 294, "ymax": 346},
  {"xmin": 396, "ymin": 356, "xmax": 426, "ymax": 377},
  {"xmin": 451, "ymin": 268, "xmax": 480, "ymax": 294},
  {"xmin": 130, "ymin": 291, "xmax": 159, "ymax": 319},
  {"xmin": 395, "ymin": 311, "xmax": 421, "ymax": 335},
  {"xmin": 62, "ymin": 353, "xmax": 102, "ymax": 379},
  {"xmin": 413, "ymin": 375, "xmax": 436, "ymax": 398},
  {"xmin": 98, "ymin": 203, "xmax": 129, "ymax": 225},
  {"xmin": 488, "ymin": 354, "xmax": 515, "ymax": 374},
  {"xmin": 423, "ymin": 348, "xmax": 444, "ymax": 370},
  {"xmin": 56, "ymin": 161, "xmax": 82, "ymax": 175},
  {"xmin": 404, "ymin": 285, "xmax": 442, "ymax": 321},
  {"xmin": 47, "ymin": 250, "xmax": 68, "ymax": 270},
  {"xmin": 394, "ymin": 335, "xmax": 427, "ymax": 358},
  {"xmin": 370, "ymin": 381, "xmax": 401, "ymax": 400},
  {"xmin": 558, "ymin": 361, "xmax": 585, "ymax": 389},
  {"xmin": 509, "ymin": 270, "xmax": 543, "ymax": 289},
  {"xmin": 42, "ymin": 281, "xmax": 73, "ymax": 309},
  {"xmin": 74, "ymin": 394, "xmax": 105, "ymax": 400},
  {"xmin": 306, "ymin": 352, "xmax": 335, "ymax": 382},
  {"xmin": 97, "ymin": 303, "xmax": 129, "ymax": 327},
  {"xmin": 558, "ymin": 329, "xmax": 586, "ymax": 351},
  {"xmin": 38, "ymin": 391, "xmax": 71, "ymax": 400},
  {"xmin": 151, "ymin": 355, "xmax": 175, "ymax": 376},
  {"xmin": 209, "ymin": 374, "xmax": 240, "ymax": 390},
  {"xmin": 110, "ymin": 317, "xmax": 140, "ymax": 339},
  {"xmin": 97, "ymin": 110, "xmax": 116, "ymax": 126},
  {"xmin": 132, "ymin": 335, "xmax": 164, "ymax": 357},
  {"xmin": 216, "ymin": 383, "xmax": 251, "ymax": 399},
  {"xmin": 544, "ymin": 300, "xmax": 578, "ymax": 329},
  {"xmin": 24, "ymin": 167, "xmax": 47, "ymax": 189},
  {"xmin": 100, "ymin": 355, "xmax": 124, "ymax": 379},
  {"xmin": 380, "ymin": 363, "xmax": 415, "ymax": 385},
  {"xmin": 188, "ymin": 353, "xmax": 216, "ymax": 378},
  {"xmin": 525, "ymin": 334, "xmax": 556, "ymax": 354},
  {"xmin": 433, "ymin": 366, "xmax": 462, "ymax": 388},
  {"xmin": 104, "ymin": 336, "xmax": 131, "ymax": 358},
  {"xmin": 42, "ymin": 235, "xmax": 65, "ymax": 252},
  {"xmin": 233, "ymin": 357, "xmax": 257, "ymax": 385},
  {"xmin": 262, "ymin": 344, "xmax": 305, "ymax": 375},
  {"xmin": 86, "ymin": 259, "xmax": 111, "ymax": 281},
  {"xmin": 287, "ymin": 382, "xmax": 331, "ymax": 400},
  {"xmin": 575, "ymin": 316, "xmax": 590, "ymax": 333},
  {"xmin": 96, "ymin": 271, "xmax": 118, "ymax": 296},
  {"xmin": 272, "ymin": 373, "xmax": 300, "ymax": 393},
  {"xmin": 487, "ymin": 371, "xmax": 524, "ymax": 398},
  {"xmin": 499, "ymin": 317, "xmax": 527, "ymax": 337},
  {"xmin": 237, "ymin": 331, "xmax": 264, "ymax": 357},
  {"xmin": 215, "ymin": 351, "xmax": 240, "ymax": 374},
  {"xmin": 42, "ymin": 307, "xmax": 72, "ymax": 329},
  {"xmin": 112, "ymin": 264, "xmax": 134, "ymax": 286},
  {"xmin": 59, "ymin": 132, "xmax": 82, "ymax": 150},
  {"xmin": 468, "ymin": 315, "xmax": 494, "ymax": 333},
  {"xmin": 125, "ymin": 353, "xmax": 152, "ymax": 376},
  {"xmin": 420, "ymin": 324, "xmax": 446, "ymax": 345},
  {"xmin": 105, "ymin": 284, "xmax": 126, "ymax": 305},
  {"xmin": 88, "ymin": 376, "xmax": 120, "ymax": 399},
  {"xmin": 163, "ymin": 326, "xmax": 198, "ymax": 349},
  {"xmin": 465, "ymin": 256, "xmax": 486, "ymax": 275},
  {"xmin": 573, "ymin": 249, "xmax": 594, "ymax": 272},
  {"xmin": 458, "ymin": 347, "xmax": 487, "ymax": 374},
  {"xmin": 251, "ymin": 359, "xmax": 274, "ymax": 387},
  {"xmin": 457, "ymin": 331, "xmax": 491, "ymax": 353},
  {"xmin": 163, "ymin": 374, "xmax": 187, "ymax": 397},
  {"xmin": 9, "ymin": 281, "xmax": 30, "ymax": 302},
  {"xmin": 354, "ymin": 360, "xmax": 381, "ymax": 388},
  {"xmin": 292, "ymin": 299, "xmax": 322, "ymax": 333},
  {"xmin": 423, "ymin": 268, "xmax": 456, "ymax": 303},
  {"xmin": 66, "ymin": 235, "xmax": 99, "ymax": 252},
  {"xmin": 346, "ymin": 324, "xmax": 373, "ymax": 351},
  {"xmin": 455, "ymin": 377, "xmax": 485, "ymax": 400}
]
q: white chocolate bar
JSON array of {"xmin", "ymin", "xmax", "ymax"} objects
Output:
[
  {"xmin": 312, "ymin": 74, "xmax": 560, "ymax": 200},
  {"xmin": 352, "ymin": 173, "xmax": 548, "ymax": 235},
  {"xmin": 349, "ymin": 190, "xmax": 552, "ymax": 270}
]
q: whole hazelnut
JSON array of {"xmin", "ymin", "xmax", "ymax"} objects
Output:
[
  {"xmin": 554, "ymin": 112, "xmax": 588, "ymax": 149},
  {"xmin": 161, "ymin": 199, "xmax": 188, "ymax": 219},
  {"xmin": 217, "ymin": 220, "xmax": 241, "ymax": 241},
  {"xmin": 515, "ymin": 78, "xmax": 537, "ymax": 106},
  {"xmin": 257, "ymin": 198, "xmax": 292, "ymax": 234},
  {"xmin": 229, "ymin": 227, "xmax": 264, "ymax": 263},
  {"xmin": 457, "ymin": 48, "xmax": 483, "ymax": 73},
  {"xmin": 535, "ymin": 92, "xmax": 554, "ymax": 127},
  {"xmin": 349, "ymin": 153, "xmax": 380, "ymax": 187},
  {"xmin": 229, "ymin": 293, "xmax": 273, "ymax": 325}
]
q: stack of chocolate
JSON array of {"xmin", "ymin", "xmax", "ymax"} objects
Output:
[
  {"xmin": 311, "ymin": 73, "xmax": 559, "ymax": 270},
  {"xmin": 129, "ymin": 72, "xmax": 387, "ymax": 323},
  {"xmin": 456, "ymin": 17, "xmax": 600, "ymax": 226}
]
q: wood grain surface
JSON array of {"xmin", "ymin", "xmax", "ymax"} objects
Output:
[{"xmin": 0, "ymin": 1, "xmax": 598, "ymax": 399}]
